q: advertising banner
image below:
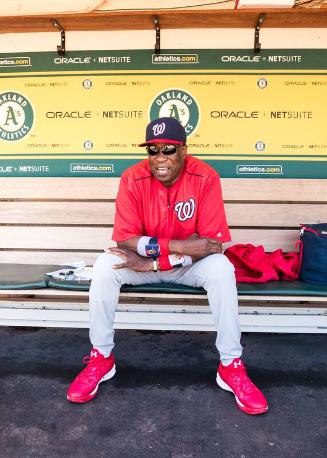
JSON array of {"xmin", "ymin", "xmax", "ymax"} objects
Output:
[{"xmin": 0, "ymin": 49, "xmax": 326, "ymax": 177}]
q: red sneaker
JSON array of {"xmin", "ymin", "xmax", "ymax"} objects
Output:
[
  {"xmin": 67, "ymin": 349, "xmax": 116, "ymax": 403},
  {"xmin": 216, "ymin": 358, "xmax": 268, "ymax": 415}
]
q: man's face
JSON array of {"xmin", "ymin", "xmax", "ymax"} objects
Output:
[{"xmin": 147, "ymin": 142, "xmax": 187, "ymax": 187}]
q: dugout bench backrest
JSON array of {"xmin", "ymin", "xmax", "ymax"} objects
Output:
[{"xmin": 1, "ymin": 177, "xmax": 326, "ymax": 264}]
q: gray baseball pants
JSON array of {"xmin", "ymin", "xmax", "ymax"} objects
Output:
[{"xmin": 89, "ymin": 252, "xmax": 242, "ymax": 365}]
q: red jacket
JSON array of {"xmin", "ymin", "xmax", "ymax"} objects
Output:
[
  {"xmin": 113, "ymin": 155, "xmax": 230, "ymax": 243},
  {"xmin": 224, "ymin": 244, "xmax": 300, "ymax": 283}
]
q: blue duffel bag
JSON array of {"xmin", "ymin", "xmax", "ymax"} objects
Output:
[{"xmin": 299, "ymin": 224, "xmax": 327, "ymax": 285}]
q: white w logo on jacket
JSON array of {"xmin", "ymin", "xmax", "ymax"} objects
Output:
[{"xmin": 174, "ymin": 198, "xmax": 195, "ymax": 222}]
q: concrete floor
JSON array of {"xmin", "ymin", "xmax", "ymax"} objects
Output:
[{"xmin": 1, "ymin": 327, "xmax": 326, "ymax": 458}]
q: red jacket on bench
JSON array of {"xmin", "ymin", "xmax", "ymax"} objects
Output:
[{"xmin": 224, "ymin": 244, "xmax": 300, "ymax": 283}]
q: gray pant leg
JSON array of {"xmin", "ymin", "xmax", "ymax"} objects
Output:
[
  {"xmin": 89, "ymin": 252, "xmax": 242, "ymax": 364},
  {"xmin": 173, "ymin": 253, "xmax": 242, "ymax": 364},
  {"xmin": 89, "ymin": 252, "xmax": 159, "ymax": 357}
]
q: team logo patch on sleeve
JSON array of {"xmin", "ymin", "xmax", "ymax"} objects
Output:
[{"xmin": 174, "ymin": 198, "xmax": 195, "ymax": 222}]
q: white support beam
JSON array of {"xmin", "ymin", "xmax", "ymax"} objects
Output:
[{"xmin": 0, "ymin": 306, "xmax": 326, "ymax": 333}]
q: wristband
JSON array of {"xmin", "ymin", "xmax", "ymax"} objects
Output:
[
  {"xmin": 168, "ymin": 254, "xmax": 193, "ymax": 268},
  {"xmin": 137, "ymin": 236, "xmax": 171, "ymax": 258},
  {"xmin": 158, "ymin": 255, "xmax": 173, "ymax": 271},
  {"xmin": 158, "ymin": 254, "xmax": 192, "ymax": 271},
  {"xmin": 168, "ymin": 253, "xmax": 184, "ymax": 268},
  {"xmin": 137, "ymin": 236, "xmax": 160, "ymax": 258},
  {"xmin": 145, "ymin": 237, "xmax": 160, "ymax": 258},
  {"xmin": 137, "ymin": 236, "xmax": 151, "ymax": 257},
  {"xmin": 158, "ymin": 238, "xmax": 170, "ymax": 256},
  {"xmin": 152, "ymin": 258, "xmax": 158, "ymax": 272},
  {"xmin": 182, "ymin": 255, "xmax": 193, "ymax": 267}
]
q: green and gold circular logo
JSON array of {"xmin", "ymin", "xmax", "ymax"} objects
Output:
[
  {"xmin": 0, "ymin": 91, "xmax": 34, "ymax": 141},
  {"xmin": 149, "ymin": 88, "xmax": 200, "ymax": 137}
]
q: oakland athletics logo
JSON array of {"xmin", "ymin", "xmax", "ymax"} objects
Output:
[
  {"xmin": 174, "ymin": 198, "xmax": 195, "ymax": 222},
  {"xmin": 0, "ymin": 91, "xmax": 34, "ymax": 141},
  {"xmin": 149, "ymin": 88, "xmax": 200, "ymax": 137}
]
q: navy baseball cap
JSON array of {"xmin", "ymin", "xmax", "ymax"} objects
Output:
[{"xmin": 139, "ymin": 117, "xmax": 186, "ymax": 146}]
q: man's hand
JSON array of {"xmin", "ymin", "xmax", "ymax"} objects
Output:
[
  {"xmin": 106, "ymin": 247, "xmax": 153, "ymax": 272},
  {"xmin": 170, "ymin": 234, "xmax": 223, "ymax": 258}
]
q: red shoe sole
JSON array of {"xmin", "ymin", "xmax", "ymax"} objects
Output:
[
  {"xmin": 236, "ymin": 400, "xmax": 268, "ymax": 415},
  {"xmin": 67, "ymin": 391, "xmax": 97, "ymax": 404}
]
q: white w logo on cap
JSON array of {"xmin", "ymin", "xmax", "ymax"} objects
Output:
[{"xmin": 152, "ymin": 122, "xmax": 166, "ymax": 136}]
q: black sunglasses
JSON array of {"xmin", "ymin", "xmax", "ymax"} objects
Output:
[{"xmin": 146, "ymin": 144, "xmax": 179, "ymax": 156}]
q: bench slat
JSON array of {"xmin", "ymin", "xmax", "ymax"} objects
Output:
[
  {"xmin": 0, "ymin": 226, "xmax": 299, "ymax": 251},
  {"xmin": 222, "ymin": 178, "xmax": 327, "ymax": 202},
  {"xmin": 0, "ymin": 178, "xmax": 120, "ymax": 200},
  {"xmin": 0, "ymin": 227, "xmax": 111, "ymax": 250},
  {"xmin": 1, "ymin": 201, "xmax": 326, "ymax": 226},
  {"xmin": 0, "ymin": 293, "xmax": 326, "ymax": 305},
  {"xmin": 226, "ymin": 203, "xmax": 327, "ymax": 227},
  {"xmin": 0, "ymin": 251, "xmax": 100, "ymax": 265},
  {"xmin": 229, "ymin": 229, "xmax": 299, "ymax": 251},
  {"xmin": 0, "ymin": 201, "xmax": 116, "ymax": 225},
  {"xmin": 1, "ymin": 177, "xmax": 326, "ymax": 202}
]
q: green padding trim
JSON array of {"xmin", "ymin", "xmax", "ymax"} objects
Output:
[
  {"xmin": 0, "ymin": 264, "xmax": 63, "ymax": 290},
  {"xmin": 237, "ymin": 280, "xmax": 327, "ymax": 296},
  {"xmin": 47, "ymin": 279, "xmax": 205, "ymax": 294},
  {"xmin": 122, "ymin": 283, "xmax": 205, "ymax": 294},
  {"xmin": 47, "ymin": 278, "xmax": 327, "ymax": 296},
  {"xmin": 48, "ymin": 278, "xmax": 91, "ymax": 291}
]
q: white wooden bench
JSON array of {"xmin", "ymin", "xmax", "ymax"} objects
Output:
[{"xmin": 0, "ymin": 177, "xmax": 327, "ymax": 333}]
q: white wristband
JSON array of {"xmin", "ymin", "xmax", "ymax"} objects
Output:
[
  {"xmin": 183, "ymin": 255, "xmax": 193, "ymax": 267},
  {"xmin": 137, "ymin": 236, "xmax": 151, "ymax": 257},
  {"xmin": 168, "ymin": 254, "xmax": 193, "ymax": 268}
]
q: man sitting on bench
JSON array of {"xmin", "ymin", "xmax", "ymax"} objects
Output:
[{"xmin": 67, "ymin": 117, "xmax": 268, "ymax": 415}]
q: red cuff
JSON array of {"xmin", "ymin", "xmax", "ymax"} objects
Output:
[
  {"xmin": 158, "ymin": 238, "xmax": 170, "ymax": 256},
  {"xmin": 158, "ymin": 255, "xmax": 173, "ymax": 271}
]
